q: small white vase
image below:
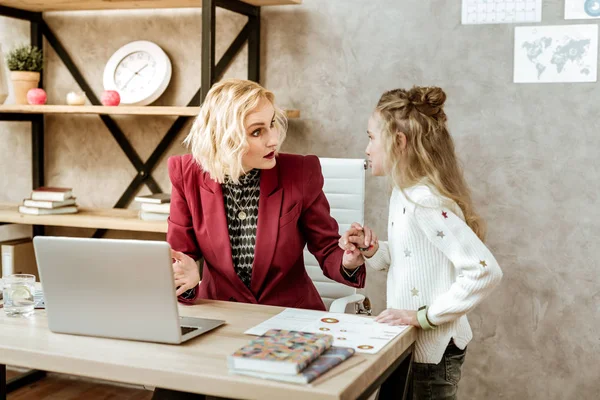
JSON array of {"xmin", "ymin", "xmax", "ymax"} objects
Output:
[{"xmin": 0, "ymin": 44, "xmax": 9, "ymax": 105}]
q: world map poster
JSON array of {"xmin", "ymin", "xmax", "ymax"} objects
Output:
[{"xmin": 514, "ymin": 24, "xmax": 598, "ymax": 83}]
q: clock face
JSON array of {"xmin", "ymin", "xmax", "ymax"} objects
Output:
[
  {"xmin": 114, "ymin": 51, "xmax": 158, "ymax": 102},
  {"xmin": 103, "ymin": 41, "xmax": 171, "ymax": 106}
]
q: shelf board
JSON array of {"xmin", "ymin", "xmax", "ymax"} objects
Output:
[
  {"xmin": 0, "ymin": 105, "xmax": 300, "ymax": 118},
  {"xmin": 0, "ymin": 203, "xmax": 167, "ymax": 233},
  {"xmin": 0, "ymin": 0, "xmax": 301, "ymax": 12}
]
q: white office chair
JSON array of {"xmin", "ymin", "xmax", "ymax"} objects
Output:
[{"xmin": 304, "ymin": 157, "xmax": 371, "ymax": 315}]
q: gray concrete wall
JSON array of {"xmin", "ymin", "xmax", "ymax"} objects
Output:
[{"xmin": 1, "ymin": 1, "xmax": 597, "ymax": 398}]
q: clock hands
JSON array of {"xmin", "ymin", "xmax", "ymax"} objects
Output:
[
  {"xmin": 134, "ymin": 63, "xmax": 149, "ymax": 76},
  {"xmin": 120, "ymin": 72, "xmax": 137, "ymax": 91},
  {"xmin": 120, "ymin": 63, "xmax": 149, "ymax": 91}
]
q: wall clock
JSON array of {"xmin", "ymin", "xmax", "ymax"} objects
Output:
[{"xmin": 103, "ymin": 40, "xmax": 171, "ymax": 106}]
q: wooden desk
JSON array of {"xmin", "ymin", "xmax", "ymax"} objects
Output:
[{"xmin": 0, "ymin": 301, "xmax": 416, "ymax": 400}]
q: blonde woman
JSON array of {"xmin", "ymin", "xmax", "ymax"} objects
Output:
[
  {"xmin": 340, "ymin": 86, "xmax": 503, "ymax": 399},
  {"xmin": 169, "ymin": 79, "xmax": 365, "ymax": 302},
  {"xmin": 154, "ymin": 81, "xmax": 367, "ymax": 399}
]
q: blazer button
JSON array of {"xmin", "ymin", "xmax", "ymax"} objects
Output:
[{"xmin": 392, "ymin": 222, "xmax": 394, "ymax": 226}]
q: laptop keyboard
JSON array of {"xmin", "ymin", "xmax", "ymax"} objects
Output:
[{"xmin": 181, "ymin": 326, "xmax": 199, "ymax": 336}]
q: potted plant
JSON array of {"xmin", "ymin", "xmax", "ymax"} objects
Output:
[{"xmin": 5, "ymin": 44, "xmax": 43, "ymax": 105}]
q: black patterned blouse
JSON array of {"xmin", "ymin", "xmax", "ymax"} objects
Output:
[{"xmin": 221, "ymin": 169, "xmax": 261, "ymax": 288}]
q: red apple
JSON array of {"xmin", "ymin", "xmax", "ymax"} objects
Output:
[
  {"xmin": 27, "ymin": 88, "xmax": 47, "ymax": 105},
  {"xmin": 101, "ymin": 90, "xmax": 120, "ymax": 106}
]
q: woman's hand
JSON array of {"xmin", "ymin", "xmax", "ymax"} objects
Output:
[
  {"xmin": 171, "ymin": 249, "xmax": 200, "ymax": 296},
  {"xmin": 342, "ymin": 247, "xmax": 364, "ymax": 270},
  {"xmin": 375, "ymin": 308, "xmax": 419, "ymax": 327},
  {"xmin": 339, "ymin": 222, "xmax": 379, "ymax": 258}
]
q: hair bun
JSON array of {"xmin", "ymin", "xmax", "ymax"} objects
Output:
[
  {"xmin": 423, "ymin": 86, "xmax": 446, "ymax": 109},
  {"xmin": 408, "ymin": 86, "xmax": 446, "ymax": 118}
]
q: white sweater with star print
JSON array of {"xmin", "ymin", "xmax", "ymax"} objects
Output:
[{"xmin": 366, "ymin": 184, "xmax": 503, "ymax": 364}]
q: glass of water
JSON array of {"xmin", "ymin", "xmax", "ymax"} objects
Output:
[{"xmin": 2, "ymin": 274, "xmax": 36, "ymax": 317}]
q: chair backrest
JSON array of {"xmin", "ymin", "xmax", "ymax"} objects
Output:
[{"xmin": 304, "ymin": 157, "xmax": 366, "ymax": 310}]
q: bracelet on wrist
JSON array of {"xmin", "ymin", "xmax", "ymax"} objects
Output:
[{"xmin": 417, "ymin": 306, "xmax": 436, "ymax": 330}]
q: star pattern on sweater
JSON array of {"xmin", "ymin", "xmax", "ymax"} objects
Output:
[
  {"xmin": 369, "ymin": 186, "xmax": 503, "ymax": 364},
  {"xmin": 404, "ymin": 249, "xmax": 411, "ymax": 257},
  {"xmin": 479, "ymin": 260, "xmax": 487, "ymax": 268}
]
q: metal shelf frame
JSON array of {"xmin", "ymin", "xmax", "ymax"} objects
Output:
[{"xmin": 0, "ymin": 0, "xmax": 260, "ymax": 238}]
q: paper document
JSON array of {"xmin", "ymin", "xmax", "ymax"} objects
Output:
[
  {"xmin": 565, "ymin": 0, "xmax": 600, "ymax": 20},
  {"xmin": 462, "ymin": 0, "xmax": 542, "ymax": 24},
  {"xmin": 245, "ymin": 308, "xmax": 409, "ymax": 354}
]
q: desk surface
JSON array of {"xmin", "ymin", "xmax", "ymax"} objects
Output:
[{"xmin": 0, "ymin": 300, "xmax": 416, "ymax": 400}]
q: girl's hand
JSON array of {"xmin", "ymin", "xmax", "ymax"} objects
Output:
[
  {"xmin": 339, "ymin": 222, "xmax": 379, "ymax": 258},
  {"xmin": 375, "ymin": 308, "xmax": 419, "ymax": 327},
  {"xmin": 342, "ymin": 247, "xmax": 364, "ymax": 270},
  {"xmin": 171, "ymin": 249, "xmax": 201, "ymax": 296}
]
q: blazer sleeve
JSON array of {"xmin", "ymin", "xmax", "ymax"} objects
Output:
[
  {"xmin": 166, "ymin": 156, "xmax": 202, "ymax": 260},
  {"xmin": 299, "ymin": 155, "xmax": 365, "ymax": 288},
  {"xmin": 166, "ymin": 156, "xmax": 203, "ymax": 304}
]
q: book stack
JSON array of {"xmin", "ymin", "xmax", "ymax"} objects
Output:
[
  {"xmin": 135, "ymin": 193, "xmax": 171, "ymax": 221},
  {"xmin": 19, "ymin": 187, "xmax": 78, "ymax": 215},
  {"xmin": 228, "ymin": 329, "xmax": 355, "ymax": 385}
]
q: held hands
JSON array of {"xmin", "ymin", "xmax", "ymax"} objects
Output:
[
  {"xmin": 341, "ymin": 246, "xmax": 364, "ymax": 270},
  {"xmin": 171, "ymin": 249, "xmax": 200, "ymax": 296},
  {"xmin": 375, "ymin": 308, "xmax": 419, "ymax": 327},
  {"xmin": 339, "ymin": 222, "xmax": 379, "ymax": 259}
]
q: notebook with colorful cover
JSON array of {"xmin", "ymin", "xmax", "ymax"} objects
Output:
[
  {"xmin": 228, "ymin": 329, "xmax": 333, "ymax": 375},
  {"xmin": 232, "ymin": 346, "xmax": 355, "ymax": 384}
]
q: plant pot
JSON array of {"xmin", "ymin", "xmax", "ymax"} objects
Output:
[{"xmin": 10, "ymin": 71, "xmax": 40, "ymax": 105}]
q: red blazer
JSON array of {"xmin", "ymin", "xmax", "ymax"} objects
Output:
[{"xmin": 167, "ymin": 153, "xmax": 365, "ymax": 311}]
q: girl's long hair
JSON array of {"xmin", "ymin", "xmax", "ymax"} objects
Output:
[{"xmin": 376, "ymin": 86, "xmax": 486, "ymax": 240}]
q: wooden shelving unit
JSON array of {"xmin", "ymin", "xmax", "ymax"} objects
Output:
[
  {"xmin": 0, "ymin": 203, "xmax": 167, "ymax": 233},
  {"xmin": 0, "ymin": 0, "xmax": 301, "ymax": 12},
  {"xmin": 0, "ymin": 105, "xmax": 300, "ymax": 118},
  {"xmin": 0, "ymin": 0, "xmax": 302, "ymax": 236}
]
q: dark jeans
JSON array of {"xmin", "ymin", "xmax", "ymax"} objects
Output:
[
  {"xmin": 411, "ymin": 341, "xmax": 467, "ymax": 400},
  {"xmin": 378, "ymin": 340, "xmax": 466, "ymax": 400}
]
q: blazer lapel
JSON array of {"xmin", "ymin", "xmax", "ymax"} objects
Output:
[
  {"xmin": 199, "ymin": 173, "xmax": 255, "ymax": 301},
  {"xmin": 250, "ymin": 164, "xmax": 282, "ymax": 297}
]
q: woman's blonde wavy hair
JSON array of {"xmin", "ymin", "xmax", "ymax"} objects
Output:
[
  {"xmin": 376, "ymin": 86, "xmax": 486, "ymax": 241},
  {"xmin": 183, "ymin": 79, "xmax": 288, "ymax": 184}
]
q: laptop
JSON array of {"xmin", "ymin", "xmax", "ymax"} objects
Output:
[{"xmin": 33, "ymin": 236, "xmax": 225, "ymax": 344}]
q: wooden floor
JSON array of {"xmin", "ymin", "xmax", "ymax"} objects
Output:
[{"xmin": 6, "ymin": 369, "xmax": 153, "ymax": 400}]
